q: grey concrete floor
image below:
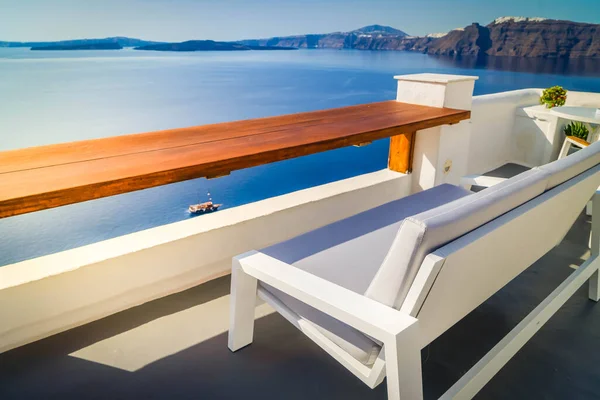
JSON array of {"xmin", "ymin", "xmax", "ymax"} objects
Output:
[{"xmin": 1, "ymin": 212, "xmax": 599, "ymax": 399}]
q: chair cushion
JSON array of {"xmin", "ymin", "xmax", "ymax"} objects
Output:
[
  {"xmin": 365, "ymin": 168, "xmax": 550, "ymax": 310},
  {"xmin": 260, "ymin": 183, "xmax": 471, "ymax": 366},
  {"xmin": 540, "ymin": 140, "xmax": 600, "ymax": 190}
]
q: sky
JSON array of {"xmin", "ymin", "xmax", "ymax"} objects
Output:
[{"xmin": 1, "ymin": 0, "xmax": 600, "ymax": 42}]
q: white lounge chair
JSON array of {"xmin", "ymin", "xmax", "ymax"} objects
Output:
[{"xmin": 228, "ymin": 140, "xmax": 600, "ymax": 400}]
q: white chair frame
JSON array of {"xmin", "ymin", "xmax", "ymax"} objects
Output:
[
  {"xmin": 229, "ymin": 166, "xmax": 600, "ymax": 400},
  {"xmin": 558, "ymin": 135, "xmax": 590, "ymax": 160}
]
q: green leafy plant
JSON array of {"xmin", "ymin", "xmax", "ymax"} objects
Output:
[
  {"xmin": 540, "ymin": 86, "xmax": 567, "ymax": 108},
  {"xmin": 564, "ymin": 121, "xmax": 589, "ymax": 141}
]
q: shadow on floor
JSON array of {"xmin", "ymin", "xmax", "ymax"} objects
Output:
[{"xmin": 1, "ymin": 213, "xmax": 599, "ymax": 399}]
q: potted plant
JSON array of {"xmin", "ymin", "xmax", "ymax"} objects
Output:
[
  {"xmin": 564, "ymin": 121, "xmax": 589, "ymax": 141},
  {"xmin": 540, "ymin": 86, "xmax": 567, "ymax": 108}
]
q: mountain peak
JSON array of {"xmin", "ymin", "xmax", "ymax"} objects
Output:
[{"xmin": 352, "ymin": 25, "xmax": 408, "ymax": 37}]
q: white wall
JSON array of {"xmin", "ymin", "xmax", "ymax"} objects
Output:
[
  {"xmin": 0, "ymin": 170, "xmax": 411, "ymax": 354},
  {"xmin": 467, "ymin": 89, "xmax": 600, "ymax": 174},
  {"xmin": 510, "ymin": 90, "xmax": 600, "ymax": 167},
  {"xmin": 467, "ymin": 89, "xmax": 542, "ymax": 174},
  {"xmin": 566, "ymin": 91, "xmax": 600, "ymax": 107}
]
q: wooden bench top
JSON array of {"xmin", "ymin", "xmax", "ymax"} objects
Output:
[{"xmin": 0, "ymin": 101, "xmax": 470, "ymax": 218}]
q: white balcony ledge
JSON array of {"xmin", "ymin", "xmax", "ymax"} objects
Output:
[{"xmin": 0, "ymin": 169, "xmax": 410, "ymax": 353}]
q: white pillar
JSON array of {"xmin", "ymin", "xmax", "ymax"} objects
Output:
[{"xmin": 395, "ymin": 73, "xmax": 478, "ymax": 192}]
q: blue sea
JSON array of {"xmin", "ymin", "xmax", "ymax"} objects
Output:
[{"xmin": 2, "ymin": 47, "xmax": 600, "ymax": 266}]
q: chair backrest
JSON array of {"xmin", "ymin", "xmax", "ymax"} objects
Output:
[
  {"xmin": 411, "ymin": 163, "xmax": 600, "ymax": 346},
  {"xmin": 540, "ymin": 139, "xmax": 600, "ymax": 189},
  {"xmin": 364, "ymin": 168, "xmax": 550, "ymax": 309},
  {"xmin": 365, "ymin": 139, "xmax": 600, "ymax": 313}
]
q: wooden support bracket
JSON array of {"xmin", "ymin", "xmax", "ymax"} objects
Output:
[
  {"xmin": 388, "ymin": 131, "xmax": 416, "ymax": 174},
  {"xmin": 206, "ymin": 172, "xmax": 231, "ymax": 180}
]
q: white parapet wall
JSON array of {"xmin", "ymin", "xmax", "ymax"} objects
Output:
[
  {"xmin": 468, "ymin": 88, "xmax": 600, "ymax": 175},
  {"xmin": 566, "ymin": 90, "xmax": 600, "ymax": 108},
  {"xmin": 468, "ymin": 89, "xmax": 542, "ymax": 175},
  {"xmin": 512, "ymin": 90, "xmax": 600, "ymax": 168},
  {"xmin": 0, "ymin": 169, "xmax": 411, "ymax": 354}
]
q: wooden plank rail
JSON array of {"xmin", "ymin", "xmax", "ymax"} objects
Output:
[{"xmin": 0, "ymin": 101, "xmax": 470, "ymax": 218}]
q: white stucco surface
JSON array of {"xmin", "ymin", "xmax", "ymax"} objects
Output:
[
  {"xmin": 0, "ymin": 169, "xmax": 410, "ymax": 353},
  {"xmin": 396, "ymin": 73, "xmax": 477, "ymax": 191},
  {"xmin": 394, "ymin": 74, "xmax": 479, "ymax": 84},
  {"xmin": 468, "ymin": 89, "xmax": 542, "ymax": 174},
  {"xmin": 4, "ymin": 72, "xmax": 600, "ymax": 357}
]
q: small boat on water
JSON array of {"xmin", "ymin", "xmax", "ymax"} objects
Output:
[
  {"xmin": 188, "ymin": 201, "xmax": 222, "ymax": 214},
  {"xmin": 189, "ymin": 192, "xmax": 222, "ymax": 215}
]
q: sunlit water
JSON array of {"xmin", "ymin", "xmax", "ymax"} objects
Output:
[{"xmin": 2, "ymin": 47, "xmax": 600, "ymax": 266}]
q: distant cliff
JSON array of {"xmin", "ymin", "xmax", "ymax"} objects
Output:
[
  {"xmin": 422, "ymin": 24, "xmax": 490, "ymax": 56},
  {"xmin": 485, "ymin": 18, "xmax": 600, "ymax": 58},
  {"xmin": 420, "ymin": 18, "xmax": 600, "ymax": 58},
  {"xmin": 240, "ymin": 25, "xmax": 409, "ymax": 49},
  {"xmin": 134, "ymin": 40, "xmax": 296, "ymax": 52},
  {"xmin": 241, "ymin": 18, "xmax": 600, "ymax": 58},
  {"xmin": 31, "ymin": 43, "xmax": 123, "ymax": 51}
]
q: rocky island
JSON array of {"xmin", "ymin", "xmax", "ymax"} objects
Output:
[
  {"xmin": 240, "ymin": 25, "xmax": 409, "ymax": 49},
  {"xmin": 2, "ymin": 37, "xmax": 161, "ymax": 49},
  {"xmin": 6, "ymin": 17, "xmax": 600, "ymax": 58},
  {"xmin": 242, "ymin": 18, "xmax": 600, "ymax": 59},
  {"xmin": 31, "ymin": 43, "xmax": 123, "ymax": 51},
  {"xmin": 134, "ymin": 40, "xmax": 296, "ymax": 52}
]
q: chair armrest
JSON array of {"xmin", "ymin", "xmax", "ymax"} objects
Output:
[
  {"xmin": 460, "ymin": 174, "xmax": 507, "ymax": 190},
  {"xmin": 235, "ymin": 251, "xmax": 417, "ymax": 342}
]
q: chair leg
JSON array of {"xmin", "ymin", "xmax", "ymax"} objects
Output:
[
  {"xmin": 558, "ymin": 139, "xmax": 571, "ymax": 160},
  {"xmin": 228, "ymin": 256, "xmax": 258, "ymax": 351},
  {"xmin": 590, "ymin": 192, "xmax": 600, "ymax": 302},
  {"xmin": 384, "ymin": 324, "xmax": 423, "ymax": 400},
  {"xmin": 589, "ymin": 271, "xmax": 600, "ymax": 302}
]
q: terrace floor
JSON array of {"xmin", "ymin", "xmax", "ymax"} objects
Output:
[{"xmin": 1, "ymin": 212, "xmax": 599, "ymax": 399}]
